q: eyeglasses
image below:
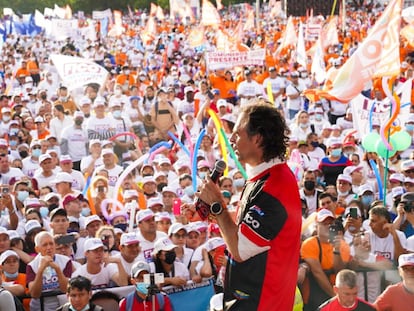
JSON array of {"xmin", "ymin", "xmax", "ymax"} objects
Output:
[
  {"xmin": 406, "ymin": 169, "xmax": 414, "ymax": 174},
  {"xmin": 32, "ymin": 146, "xmax": 41, "ymax": 150}
]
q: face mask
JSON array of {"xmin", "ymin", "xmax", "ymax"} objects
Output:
[
  {"xmin": 9, "ymin": 140, "xmax": 17, "ymax": 147},
  {"xmin": 199, "ymin": 172, "xmax": 207, "ymax": 180},
  {"xmin": 32, "ymin": 149, "xmax": 42, "ymax": 158},
  {"xmin": 184, "ymin": 186, "xmax": 194, "ymax": 197},
  {"xmin": 233, "ymin": 178, "xmax": 245, "ymax": 188},
  {"xmin": 300, "ymin": 123, "xmax": 309, "ymax": 129},
  {"xmin": 10, "ymin": 128, "xmax": 19, "ymax": 136},
  {"xmin": 40, "ymin": 94, "xmax": 47, "ymax": 100},
  {"xmin": 17, "ymin": 190, "xmax": 29, "ymax": 202},
  {"xmin": 114, "ymin": 89, "xmax": 122, "ymax": 96},
  {"xmin": 2, "ymin": 115, "xmax": 10, "ymax": 122},
  {"xmin": 406, "ymin": 124, "xmax": 414, "ymax": 132},
  {"xmin": 85, "ymin": 113, "xmax": 90, "ymax": 118},
  {"xmin": 19, "ymin": 150, "xmax": 28, "ymax": 159},
  {"xmin": 48, "ymin": 203, "xmax": 59, "ymax": 212},
  {"xmin": 60, "ymin": 96, "xmax": 68, "ymax": 102},
  {"xmin": 337, "ymin": 190, "xmax": 349, "ymax": 196},
  {"xmin": 331, "ymin": 148, "xmax": 342, "ymax": 157},
  {"xmin": 315, "ymin": 114, "xmax": 322, "ymax": 121},
  {"xmin": 124, "ymin": 70, "xmax": 130, "ymax": 75},
  {"xmin": 361, "ymin": 195, "xmax": 374, "ymax": 206},
  {"xmin": 74, "ymin": 118, "xmax": 83, "ymax": 126},
  {"xmin": 135, "ymin": 282, "xmax": 148, "ymax": 295},
  {"xmin": 304, "ymin": 181, "xmax": 315, "ymax": 191},
  {"xmin": 139, "ymin": 76, "xmax": 145, "ymax": 81},
  {"xmin": 301, "ymin": 73, "xmax": 308, "ymax": 78},
  {"xmin": 81, "ymin": 207, "xmax": 91, "ymax": 217},
  {"xmin": 39, "ymin": 206, "xmax": 49, "ymax": 218},
  {"xmin": 112, "ymin": 110, "xmax": 122, "ymax": 119},
  {"xmin": 344, "ymin": 151, "xmax": 353, "ymax": 158},
  {"xmin": 3, "ymin": 271, "xmax": 18, "ymax": 279},
  {"xmin": 311, "ymin": 141, "xmax": 319, "ymax": 148},
  {"xmin": 164, "ymin": 251, "xmax": 176, "ymax": 264},
  {"xmin": 114, "ymin": 223, "xmax": 128, "ymax": 232},
  {"xmin": 157, "ymin": 183, "xmax": 168, "ymax": 192}
]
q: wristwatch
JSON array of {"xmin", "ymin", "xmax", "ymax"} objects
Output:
[{"xmin": 210, "ymin": 202, "xmax": 224, "ymax": 216}]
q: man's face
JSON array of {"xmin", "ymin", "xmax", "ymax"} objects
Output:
[
  {"xmin": 50, "ymin": 215, "xmax": 69, "ymax": 234},
  {"xmin": 103, "ymin": 154, "xmax": 114, "ymax": 166},
  {"xmin": 68, "ymin": 288, "xmax": 91, "ymax": 311},
  {"xmin": 0, "ymin": 234, "xmax": 10, "ymax": 253},
  {"xmin": 316, "ymin": 218, "xmax": 334, "ymax": 239},
  {"xmin": 319, "ymin": 196, "xmax": 334, "ymax": 211},
  {"xmin": 120, "ymin": 242, "xmax": 140, "ymax": 262},
  {"xmin": 85, "ymin": 247, "xmax": 104, "ymax": 265},
  {"xmin": 36, "ymin": 235, "xmax": 56, "ymax": 257},
  {"xmin": 369, "ymin": 213, "xmax": 388, "ymax": 237},
  {"xmin": 2, "ymin": 255, "xmax": 19, "ymax": 274},
  {"xmin": 138, "ymin": 217, "xmax": 156, "ymax": 235},
  {"xmin": 86, "ymin": 220, "xmax": 102, "ymax": 237},
  {"xmin": 230, "ymin": 113, "xmax": 260, "ymax": 166},
  {"xmin": 334, "ymin": 285, "xmax": 358, "ymax": 308}
]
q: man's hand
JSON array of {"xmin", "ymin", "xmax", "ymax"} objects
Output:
[
  {"xmin": 169, "ymin": 277, "xmax": 187, "ymax": 286},
  {"xmin": 196, "ymin": 177, "xmax": 225, "ymax": 206}
]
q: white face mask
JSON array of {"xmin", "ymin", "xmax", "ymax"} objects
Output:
[{"xmin": 114, "ymin": 89, "xmax": 122, "ymax": 96}]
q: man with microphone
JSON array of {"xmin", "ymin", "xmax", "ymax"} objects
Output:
[{"xmin": 193, "ymin": 102, "xmax": 302, "ymax": 311}]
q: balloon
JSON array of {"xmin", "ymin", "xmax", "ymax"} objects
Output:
[
  {"xmin": 167, "ymin": 131, "xmax": 190, "ymax": 157},
  {"xmin": 375, "ymin": 139, "xmax": 397, "ymax": 158},
  {"xmin": 192, "ymin": 129, "xmax": 206, "ymax": 192},
  {"xmin": 391, "ymin": 131, "xmax": 412, "ymax": 151},
  {"xmin": 362, "ymin": 132, "xmax": 380, "ymax": 152},
  {"xmin": 207, "ymin": 108, "xmax": 228, "ymax": 176},
  {"xmin": 109, "ymin": 131, "xmax": 139, "ymax": 142},
  {"xmin": 369, "ymin": 159, "xmax": 384, "ymax": 200}
]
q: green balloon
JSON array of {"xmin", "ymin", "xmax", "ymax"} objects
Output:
[
  {"xmin": 362, "ymin": 132, "xmax": 380, "ymax": 152},
  {"xmin": 391, "ymin": 131, "xmax": 412, "ymax": 151},
  {"xmin": 375, "ymin": 139, "xmax": 396, "ymax": 158}
]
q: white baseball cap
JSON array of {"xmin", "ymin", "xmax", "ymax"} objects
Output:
[
  {"xmin": 84, "ymin": 238, "xmax": 104, "ymax": 251},
  {"xmin": 153, "ymin": 237, "xmax": 177, "ymax": 255}
]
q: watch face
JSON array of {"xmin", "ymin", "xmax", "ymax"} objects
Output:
[{"xmin": 211, "ymin": 202, "xmax": 222, "ymax": 215}]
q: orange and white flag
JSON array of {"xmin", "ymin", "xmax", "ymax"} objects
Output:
[
  {"xmin": 322, "ymin": 16, "xmax": 339, "ymax": 49},
  {"xmin": 188, "ymin": 25, "xmax": 205, "ymax": 47},
  {"xmin": 201, "ymin": 0, "xmax": 221, "ymax": 27},
  {"xmin": 275, "ymin": 16, "xmax": 297, "ymax": 55},
  {"xmin": 150, "ymin": 3, "xmax": 157, "ymax": 16},
  {"xmin": 296, "ymin": 22, "xmax": 307, "ymax": 68},
  {"xmin": 243, "ymin": 10, "xmax": 255, "ymax": 31},
  {"xmin": 305, "ymin": 0, "xmax": 402, "ymax": 103},
  {"xmin": 156, "ymin": 5, "xmax": 165, "ymax": 20}
]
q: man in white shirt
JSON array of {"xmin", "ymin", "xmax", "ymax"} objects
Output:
[
  {"xmin": 72, "ymin": 238, "xmax": 128, "ymax": 288},
  {"xmin": 262, "ymin": 67, "xmax": 285, "ymax": 108},
  {"xmin": 136, "ymin": 209, "xmax": 167, "ymax": 263},
  {"xmin": 60, "ymin": 111, "xmax": 88, "ymax": 171},
  {"xmin": 110, "ymin": 232, "xmax": 141, "ymax": 276},
  {"xmin": 95, "ymin": 149, "xmax": 123, "ymax": 188},
  {"xmin": 34, "ymin": 154, "xmax": 57, "ymax": 189},
  {"xmin": 237, "ymin": 69, "xmax": 262, "ymax": 107},
  {"xmin": 286, "ymin": 72, "xmax": 306, "ymax": 120}
]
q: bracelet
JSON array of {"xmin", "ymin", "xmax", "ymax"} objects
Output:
[{"xmin": 9, "ymin": 209, "xmax": 15, "ymax": 215}]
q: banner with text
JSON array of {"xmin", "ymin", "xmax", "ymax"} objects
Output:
[
  {"xmin": 50, "ymin": 54, "xmax": 108, "ymax": 90},
  {"xmin": 164, "ymin": 279, "xmax": 215, "ymax": 311},
  {"xmin": 206, "ymin": 49, "xmax": 265, "ymax": 70}
]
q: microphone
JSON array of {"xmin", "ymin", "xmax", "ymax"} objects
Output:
[{"xmin": 195, "ymin": 160, "xmax": 227, "ymax": 220}]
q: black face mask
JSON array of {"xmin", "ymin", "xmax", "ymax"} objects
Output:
[
  {"xmin": 304, "ymin": 181, "xmax": 316, "ymax": 191},
  {"xmin": 310, "ymin": 141, "xmax": 319, "ymax": 148},
  {"xmin": 19, "ymin": 150, "xmax": 28, "ymax": 158},
  {"xmin": 164, "ymin": 251, "xmax": 176, "ymax": 264},
  {"xmin": 84, "ymin": 113, "xmax": 90, "ymax": 118},
  {"xmin": 157, "ymin": 183, "xmax": 168, "ymax": 192},
  {"xmin": 74, "ymin": 119, "xmax": 83, "ymax": 126},
  {"xmin": 48, "ymin": 203, "xmax": 59, "ymax": 212},
  {"xmin": 114, "ymin": 223, "xmax": 128, "ymax": 232},
  {"xmin": 40, "ymin": 94, "xmax": 47, "ymax": 100}
]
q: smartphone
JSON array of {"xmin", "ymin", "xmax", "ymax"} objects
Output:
[
  {"xmin": 349, "ymin": 207, "xmax": 358, "ymax": 219},
  {"xmin": 173, "ymin": 198, "xmax": 182, "ymax": 216},
  {"xmin": 55, "ymin": 234, "xmax": 75, "ymax": 245},
  {"xmin": 2, "ymin": 186, "xmax": 9, "ymax": 194},
  {"xmin": 329, "ymin": 225, "xmax": 338, "ymax": 243},
  {"xmin": 97, "ymin": 186, "xmax": 105, "ymax": 193},
  {"xmin": 143, "ymin": 273, "xmax": 165, "ymax": 285}
]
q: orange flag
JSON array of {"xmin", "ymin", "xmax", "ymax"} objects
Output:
[
  {"xmin": 150, "ymin": 3, "xmax": 157, "ymax": 16},
  {"xmin": 304, "ymin": 0, "xmax": 402, "ymax": 103},
  {"xmin": 201, "ymin": 0, "xmax": 221, "ymax": 27},
  {"xmin": 275, "ymin": 16, "xmax": 297, "ymax": 55}
]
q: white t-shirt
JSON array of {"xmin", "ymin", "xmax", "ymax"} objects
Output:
[
  {"xmin": 136, "ymin": 231, "xmax": 168, "ymax": 263},
  {"xmin": 95, "ymin": 164, "xmax": 123, "ymax": 187},
  {"xmin": 286, "ymin": 81, "xmax": 306, "ymax": 111},
  {"xmin": 60, "ymin": 125, "xmax": 88, "ymax": 162},
  {"xmin": 72, "ymin": 263, "xmax": 118, "ymax": 288},
  {"xmin": 22, "ymin": 157, "xmax": 40, "ymax": 178}
]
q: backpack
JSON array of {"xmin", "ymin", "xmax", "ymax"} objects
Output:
[
  {"xmin": 0, "ymin": 287, "xmax": 25, "ymax": 311},
  {"xmin": 125, "ymin": 291, "xmax": 165, "ymax": 311}
]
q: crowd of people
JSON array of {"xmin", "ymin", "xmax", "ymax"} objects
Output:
[{"xmin": 0, "ymin": 1, "xmax": 414, "ymax": 311}]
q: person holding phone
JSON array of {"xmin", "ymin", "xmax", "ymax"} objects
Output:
[{"xmin": 342, "ymin": 201, "xmax": 364, "ymax": 245}]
